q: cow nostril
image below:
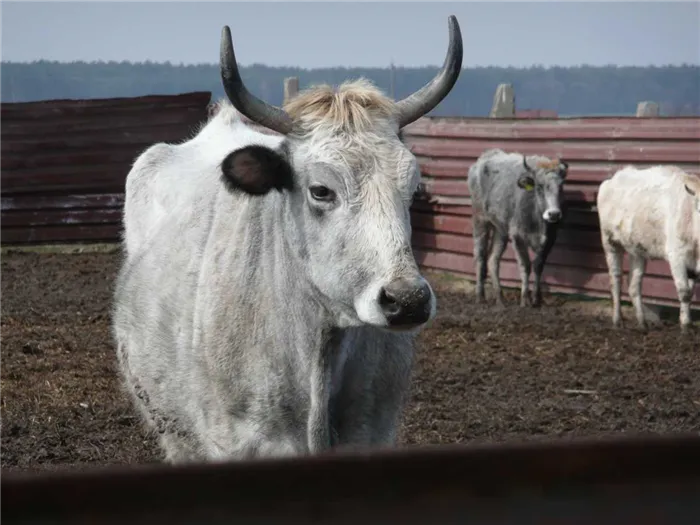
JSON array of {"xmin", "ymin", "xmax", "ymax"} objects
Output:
[{"xmin": 379, "ymin": 288, "xmax": 401, "ymax": 315}]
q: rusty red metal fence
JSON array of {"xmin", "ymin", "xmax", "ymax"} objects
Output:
[
  {"xmin": 515, "ymin": 109, "xmax": 558, "ymax": 118},
  {"xmin": 402, "ymin": 116, "xmax": 700, "ymax": 308},
  {"xmin": 3, "ymin": 434, "xmax": 700, "ymax": 524},
  {"xmin": 1, "ymin": 92, "xmax": 211, "ymax": 244}
]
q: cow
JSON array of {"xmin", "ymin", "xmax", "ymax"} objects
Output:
[
  {"xmin": 597, "ymin": 165, "xmax": 700, "ymax": 331},
  {"xmin": 467, "ymin": 149, "xmax": 569, "ymax": 307},
  {"xmin": 112, "ymin": 17, "xmax": 463, "ymax": 463}
]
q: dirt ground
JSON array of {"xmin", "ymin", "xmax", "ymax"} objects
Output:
[{"xmin": 2, "ymin": 250, "xmax": 699, "ymax": 475}]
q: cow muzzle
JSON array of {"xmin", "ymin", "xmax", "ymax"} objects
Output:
[
  {"xmin": 543, "ymin": 209, "xmax": 562, "ymax": 223},
  {"xmin": 378, "ymin": 277, "xmax": 435, "ymax": 329}
]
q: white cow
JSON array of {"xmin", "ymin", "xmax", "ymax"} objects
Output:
[
  {"xmin": 112, "ymin": 18, "xmax": 463, "ymax": 463},
  {"xmin": 597, "ymin": 165, "xmax": 700, "ymax": 331}
]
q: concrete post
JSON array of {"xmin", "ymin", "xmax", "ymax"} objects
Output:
[
  {"xmin": 283, "ymin": 77, "xmax": 299, "ymax": 106},
  {"xmin": 489, "ymin": 83, "xmax": 515, "ymax": 118},
  {"xmin": 636, "ymin": 101, "xmax": 659, "ymax": 117}
]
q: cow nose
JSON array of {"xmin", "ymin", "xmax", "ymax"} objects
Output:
[
  {"xmin": 544, "ymin": 209, "xmax": 562, "ymax": 223},
  {"xmin": 378, "ymin": 278, "xmax": 433, "ymax": 327}
]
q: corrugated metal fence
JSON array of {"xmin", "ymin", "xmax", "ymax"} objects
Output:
[
  {"xmin": 1, "ymin": 92, "xmax": 211, "ymax": 244},
  {"xmin": 402, "ymin": 116, "xmax": 700, "ymax": 307},
  {"xmin": 2, "ymin": 93, "xmax": 700, "ymax": 307}
]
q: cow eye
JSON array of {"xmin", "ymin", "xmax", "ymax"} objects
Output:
[{"xmin": 309, "ymin": 185, "xmax": 335, "ymax": 202}]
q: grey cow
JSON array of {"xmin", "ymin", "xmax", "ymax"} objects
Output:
[
  {"xmin": 112, "ymin": 19, "xmax": 463, "ymax": 463},
  {"xmin": 468, "ymin": 149, "xmax": 569, "ymax": 307}
]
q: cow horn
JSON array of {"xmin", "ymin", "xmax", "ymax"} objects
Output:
[
  {"xmin": 395, "ymin": 16, "xmax": 463, "ymax": 129},
  {"xmin": 220, "ymin": 26, "xmax": 294, "ymax": 135}
]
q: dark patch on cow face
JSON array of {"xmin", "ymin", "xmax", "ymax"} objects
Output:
[
  {"xmin": 688, "ymin": 268, "xmax": 698, "ymax": 281},
  {"xmin": 220, "ymin": 144, "xmax": 294, "ymax": 196}
]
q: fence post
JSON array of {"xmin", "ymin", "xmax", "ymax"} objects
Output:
[
  {"xmin": 636, "ymin": 101, "xmax": 659, "ymax": 117},
  {"xmin": 489, "ymin": 83, "xmax": 515, "ymax": 118},
  {"xmin": 283, "ymin": 77, "xmax": 299, "ymax": 106}
]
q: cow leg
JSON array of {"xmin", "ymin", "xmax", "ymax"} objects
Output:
[
  {"xmin": 488, "ymin": 234, "xmax": 508, "ymax": 307},
  {"xmin": 681, "ymin": 277, "xmax": 696, "ymax": 332},
  {"xmin": 602, "ymin": 236, "xmax": 625, "ymax": 327},
  {"xmin": 684, "ymin": 274, "xmax": 697, "ymax": 331},
  {"xmin": 532, "ymin": 258, "xmax": 546, "ymax": 308},
  {"xmin": 487, "ymin": 232, "xmax": 509, "ymax": 307},
  {"xmin": 533, "ymin": 225, "xmax": 558, "ymax": 308},
  {"xmin": 160, "ymin": 432, "xmax": 200, "ymax": 464},
  {"xmin": 669, "ymin": 261, "xmax": 695, "ymax": 331},
  {"xmin": 473, "ymin": 218, "xmax": 492, "ymax": 303},
  {"xmin": 628, "ymin": 254, "xmax": 647, "ymax": 329},
  {"xmin": 512, "ymin": 237, "xmax": 532, "ymax": 307}
]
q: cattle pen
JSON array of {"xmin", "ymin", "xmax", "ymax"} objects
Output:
[
  {"xmin": 3, "ymin": 90, "xmax": 700, "ymax": 307},
  {"xmin": 2, "ymin": 90, "xmax": 700, "ymax": 521}
]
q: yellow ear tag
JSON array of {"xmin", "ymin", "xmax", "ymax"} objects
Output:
[{"xmin": 524, "ymin": 182, "xmax": 535, "ymax": 191}]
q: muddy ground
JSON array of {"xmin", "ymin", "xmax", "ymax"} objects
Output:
[{"xmin": 2, "ymin": 251, "xmax": 699, "ymax": 475}]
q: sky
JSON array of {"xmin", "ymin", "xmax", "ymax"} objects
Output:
[{"xmin": 1, "ymin": 1, "xmax": 699, "ymax": 69}]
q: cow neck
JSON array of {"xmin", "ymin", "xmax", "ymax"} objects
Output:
[{"xmin": 257, "ymin": 190, "xmax": 346, "ymax": 446}]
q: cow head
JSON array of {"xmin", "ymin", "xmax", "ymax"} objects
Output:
[
  {"xmin": 684, "ymin": 173, "xmax": 700, "ymax": 213},
  {"xmin": 517, "ymin": 156, "xmax": 568, "ymax": 224},
  {"xmin": 217, "ymin": 17, "xmax": 463, "ymax": 331}
]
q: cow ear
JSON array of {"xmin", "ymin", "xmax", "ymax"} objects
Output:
[
  {"xmin": 220, "ymin": 145, "xmax": 294, "ymax": 196},
  {"xmin": 558, "ymin": 160, "xmax": 569, "ymax": 179},
  {"xmin": 517, "ymin": 174, "xmax": 535, "ymax": 191}
]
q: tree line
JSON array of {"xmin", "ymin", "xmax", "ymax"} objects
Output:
[{"xmin": 2, "ymin": 60, "xmax": 699, "ymax": 117}]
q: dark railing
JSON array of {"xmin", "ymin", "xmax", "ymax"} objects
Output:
[{"xmin": 3, "ymin": 434, "xmax": 700, "ymax": 525}]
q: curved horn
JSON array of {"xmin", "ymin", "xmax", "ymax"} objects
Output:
[
  {"xmin": 523, "ymin": 155, "xmax": 533, "ymax": 172},
  {"xmin": 220, "ymin": 26, "xmax": 294, "ymax": 135},
  {"xmin": 395, "ymin": 16, "xmax": 463, "ymax": 129}
]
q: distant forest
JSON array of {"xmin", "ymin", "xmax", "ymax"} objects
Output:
[{"xmin": 2, "ymin": 61, "xmax": 699, "ymax": 117}]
